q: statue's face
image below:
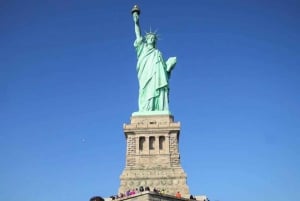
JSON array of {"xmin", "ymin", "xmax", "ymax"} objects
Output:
[{"xmin": 146, "ymin": 34, "xmax": 156, "ymax": 46}]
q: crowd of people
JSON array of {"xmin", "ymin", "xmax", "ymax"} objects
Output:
[
  {"xmin": 109, "ymin": 186, "xmax": 151, "ymax": 200},
  {"xmin": 108, "ymin": 186, "xmax": 198, "ymax": 200}
]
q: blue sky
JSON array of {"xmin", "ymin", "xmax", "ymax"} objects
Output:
[{"xmin": 1, "ymin": 1, "xmax": 299, "ymax": 201}]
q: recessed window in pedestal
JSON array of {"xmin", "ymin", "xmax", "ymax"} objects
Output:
[
  {"xmin": 139, "ymin": 136, "xmax": 145, "ymax": 151},
  {"xmin": 149, "ymin": 136, "xmax": 155, "ymax": 150},
  {"xmin": 159, "ymin": 136, "xmax": 165, "ymax": 150}
]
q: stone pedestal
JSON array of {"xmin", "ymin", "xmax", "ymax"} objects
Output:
[{"xmin": 119, "ymin": 114, "xmax": 189, "ymax": 197}]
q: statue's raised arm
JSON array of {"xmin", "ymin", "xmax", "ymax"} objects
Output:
[
  {"xmin": 132, "ymin": 5, "xmax": 142, "ymax": 41},
  {"xmin": 131, "ymin": 5, "xmax": 176, "ymax": 114}
]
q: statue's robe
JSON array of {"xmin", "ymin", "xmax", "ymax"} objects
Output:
[{"xmin": 134, "ymin": 38, "xmax": 169, "ymax": 111}]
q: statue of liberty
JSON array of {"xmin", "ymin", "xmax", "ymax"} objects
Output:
[{"xmin": 132, "ymin": 5, "xmax": 177, "ymax": 113}]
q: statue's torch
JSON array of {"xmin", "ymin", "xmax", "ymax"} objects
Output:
[{"xmin": 131, "ymin": 5, "xmax": 141, "ymax": 15}]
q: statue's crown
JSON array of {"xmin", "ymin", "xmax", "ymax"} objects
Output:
[{"xmin": 145, "ymin": 28, "xmax": 159, "ymax": 40}]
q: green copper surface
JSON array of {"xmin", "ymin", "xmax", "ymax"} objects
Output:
[{"xmin": 132, "ymin": 6, "xmax": 176, "ymax": 113}]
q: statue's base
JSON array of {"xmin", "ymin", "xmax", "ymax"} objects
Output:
[{"xmin": 132, "ymin": 110, "xmax": 172, "ymax": 116}]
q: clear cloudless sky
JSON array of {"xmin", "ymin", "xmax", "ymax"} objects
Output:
[{"xmin": 1, "ymin": 1, "xmax": 299, "ymax": 201}]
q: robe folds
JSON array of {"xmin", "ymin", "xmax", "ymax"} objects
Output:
[{"xmin": 134, "ymin": 38, "xmax": 169, "ymax": 111}]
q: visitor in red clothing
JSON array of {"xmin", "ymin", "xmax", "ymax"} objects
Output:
[{"xmin": 176, "ymin": 191, "xmax": 182, "ymax": 198}]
